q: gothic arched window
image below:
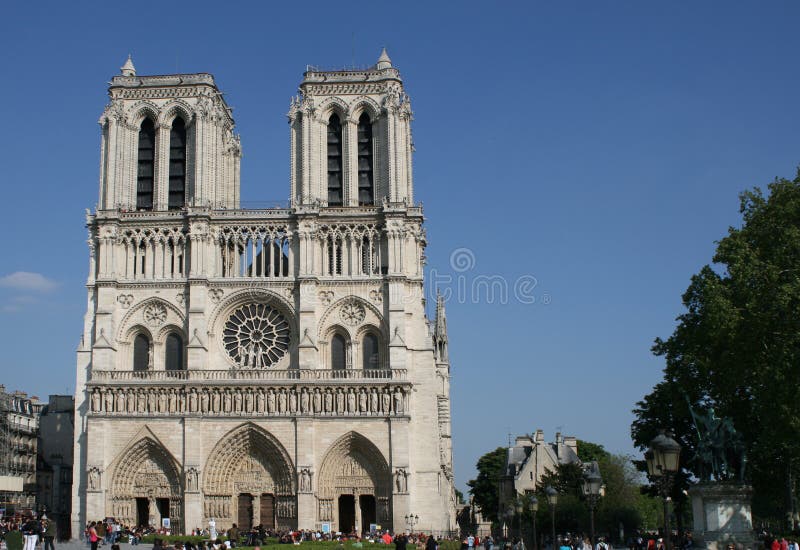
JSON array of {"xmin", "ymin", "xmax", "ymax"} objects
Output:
[
  {"xmin": 133, "ymin": 333, "xmax": 150, "ymax": 371},
  {"xmin": 165, "ymin": 333, "xmax": 184, "ymax": 371},
  {"xmin": 362, "ymin": 332, "xmax": 379, "ymax": 370},
  {"xmin": 357, "ymin": 113, "xmax": 374, "ymax": 205},
  {"xmin": 331, "ymin": 333, "xmax": 346, "ymax": 371},
  {"xmin": 137, "ymin": 118, "xmax": 156, "ymax": 210},
  {"xmin": 168, "ymin": 118, "xmax": 187, "ymax": 210},
  {"xmin": 327, "ymin": 114, "xmax": 343, "ymax": 206}
]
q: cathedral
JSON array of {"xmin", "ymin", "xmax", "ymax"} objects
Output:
[{"xmin": 71, "ymin": 50, "xmax": 457, "ymax": 537}]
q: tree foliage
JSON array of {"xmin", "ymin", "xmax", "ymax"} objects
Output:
[
  {"xmin": 468, "ymin": 439, "xmax": 660, "ymax": 541},
  {"xmin": 632, "ymin": 174, "xmax": 800, "ymax": 522},
  {"xmin": 467, "ymin": 446, "xmax": 507, "ymax": 522}
]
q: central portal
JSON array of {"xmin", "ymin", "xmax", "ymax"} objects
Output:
[
  {"xmin": 238, "ymin": 493, "xmax": 253, "ymax": 531},
  {"xmin": 338, "ymin": 495, "xmax": 355, "ymax": 533}
]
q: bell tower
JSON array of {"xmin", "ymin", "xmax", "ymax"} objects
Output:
[
  {"xmin": 97, "ymin": 56, "xmax": 241, "ymax": 211},
  {"xmin": 288, "ymin": 49, "xmax": 413, "ymax": 207}
]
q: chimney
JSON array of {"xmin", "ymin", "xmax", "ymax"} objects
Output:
[{"xmin": 534, "ymin": 429, "xmax": 545, "ymax": 443}]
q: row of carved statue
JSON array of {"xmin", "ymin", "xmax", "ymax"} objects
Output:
[{"xmin": 89, "ymin": 385, "xmax": 408, "ymax": 416}]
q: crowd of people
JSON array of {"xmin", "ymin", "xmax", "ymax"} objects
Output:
[{"xmin": 0, "ymin": 514, "xmax": 57, "ymax": 550}]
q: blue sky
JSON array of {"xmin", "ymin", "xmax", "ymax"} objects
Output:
[{"xmin": 2, "ymin": 1, "xmax": 800, "ymax": 494}]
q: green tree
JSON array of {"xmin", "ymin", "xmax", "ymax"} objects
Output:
[
  {"xmin": 577, "ymin": 440, "xmax": 609, "ymax": 463},
  {"xmin": 632, "ymin": 174, "xmax": 800, "ymax": 525},
  {"xmin": 467, "ymin": 446, "xmax": 507, "ymax": 523}
]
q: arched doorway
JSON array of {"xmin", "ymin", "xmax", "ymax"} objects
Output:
[
  {"xmin": 203, "ymin": 424, "xmax": 296, "ymax": 531},
  {"xmin": 110, "ymin": 437, "xmax": 182, "ymax": 531},
  {"xmin": 317, "ymin": 432, "xmax": 391, "ymax": 534}
]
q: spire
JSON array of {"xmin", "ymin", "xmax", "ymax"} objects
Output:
[
  {"xmin": 120, "ymin": 54, "xmax": 136, "ymax": 77},
  {"xmin": 376, "ymin": 47, "xmax": 392, "ymax": 70}
]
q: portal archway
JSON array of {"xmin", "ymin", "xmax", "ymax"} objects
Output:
[
  {"xmin": 203, "ymin": 424, "xmax": 296, "ymax": 530},
  {"xmin": 317, "ymin": 432, "xmax": 391, "ymax": 533},
  {"xmin": 109, "ymin": 437, "xmax": 182, "ymax": 531}
]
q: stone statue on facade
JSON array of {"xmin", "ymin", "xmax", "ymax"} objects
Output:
[
  {"xmin": 299, "ymin": 468, "xmax": 312, "ymax": 492},
  {"xmin": 88, "ymin": 467, "xmax": 101, "ymax": 490}
]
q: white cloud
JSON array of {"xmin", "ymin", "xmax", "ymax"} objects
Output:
[{"xmin": 0, "ymin": 272, "xmax": 58, "ymax": 292}]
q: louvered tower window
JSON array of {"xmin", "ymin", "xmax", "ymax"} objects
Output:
[
  {"xmin": 136, "ymin": 119, "xmax": 155, "ymax": 210},
  {"xmin": 327, "ymin": 114, "xmax": 343, "ymax": 206},
  {"xmin": 357, "ymin": 113, "xmax": 374, "ymax": 205},
  {"xmin": 168, "ymin": 118, "xmax": 187, "ymax": 209}
]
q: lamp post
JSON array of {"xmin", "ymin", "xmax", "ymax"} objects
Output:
[
  {"xmin": 503, "ymin": 505, "xmax": 514, "ymax": 543},
  {"xmin": 581, "ymin": 462, "xmax": 603, "ymax": 547},
  {"xmin": 545, "ymin": 486, "xmax": 558, "ymax": 550},
  {"xmin": 405, "ymin": 514, "xmax": 419, "ymax": 534},
  {"xmin": 646, "ymin": 430, "xmax": 681, "ymax": 550},
  {"xmin": 524, "ymin": 493, "xmax": 538, "ymax": 550}
]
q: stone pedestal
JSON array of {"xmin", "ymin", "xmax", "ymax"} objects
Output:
[{"xmin": 688, "ymin": 483, "xmax": 754, "ymax": 550}]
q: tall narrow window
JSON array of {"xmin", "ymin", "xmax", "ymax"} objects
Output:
[
  {"xmin": 327, "ymin": 114, "xmax": 343, "ymax": 206},
  {"xmin": 133, "ymin": 334, "xmax": 150, "ymax": 371},
  {"xmin": 328, "ymin": 239, "xmax": 342, "ymax": 276},
  {"xmin": 331, "ymin": 334, "xmax": 346, "ymax": 370},
  {"xmin": 168, "ymin": 118, "xmax": 187, "ymax": 210},
  {"xmin": 362, "ymin": 333, "xmax": 379, "ymax": 370},
  {"xmin": 137, "ymin": 119, "xmax": 155, "ymax": 210},
  {"xmin": 165, "ymin": 333, "xmax": 184, "ymax": 371},
  {"xmin": 357, "ymin": 113, "xmax": 374, "ymax": 205}
]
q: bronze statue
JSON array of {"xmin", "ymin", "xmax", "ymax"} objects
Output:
[{"xmin": 685, "ymin": 395, "xmax": 746, "ymax": 482}]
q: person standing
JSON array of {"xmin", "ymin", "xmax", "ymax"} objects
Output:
[
  {"xmin": 22, "ymin": 515, "xmax": 41, "ymax": 550},
  {"xmin": 89, "ymin": 521, "xmax": 100, "ymax": 550},
  {"xmin": 43, "ymin": 518, "xmax": 56, "ymax": 550}
]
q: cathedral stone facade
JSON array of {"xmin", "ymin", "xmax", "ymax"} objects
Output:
[{"xmin": 71, "ymin": 51, "xmax": 457, "ymax": 537}]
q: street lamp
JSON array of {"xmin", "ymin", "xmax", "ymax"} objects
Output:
[
  {"xmin": 581, "ymin": 462, "xmax": 603, "ymax": 547},
  {"xmin": 524, "ymin": 493, "xmax": 538, "ymax": 550},
  {"xmin": 405, "ymin": 513, "xmax": 419, "ymax": 533},
  {"xmin": 646, "ymin": 430, "xmax": 681, "ymax": 550},
  {"xmin": 503, "ymin": 505, "xmax": 514, "ymax": 542},
  {"xmin": 545, "ymin": 486, "xmax": 558, "ymax": 550}
]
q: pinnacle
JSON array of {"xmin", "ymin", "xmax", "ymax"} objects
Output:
[
  {"xmin": 120, "ymin": 54, "xmax": 136, "ymax": 77},
  {"xmin": 376, "ymin": 47, "xmax": 392, "ymax": 70}
]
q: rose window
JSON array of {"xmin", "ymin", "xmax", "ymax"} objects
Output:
[{"xmin": 223, "ymin": 303, "xmax": 291, "ymax": 368}]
